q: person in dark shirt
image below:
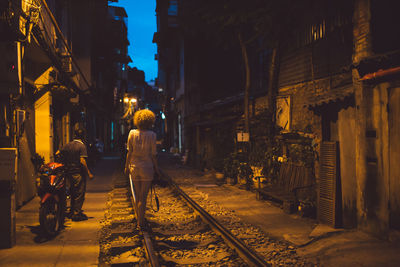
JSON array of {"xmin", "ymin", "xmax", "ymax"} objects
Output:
[{"xmin": 60, "ymin": 128, "xmax": 94, "ymax": 221}]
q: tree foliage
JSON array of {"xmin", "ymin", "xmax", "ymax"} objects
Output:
[
  {"xmin": 181, "ymin": 0, "xmax": 354, "ymax": 137},
  {"xmin": 182, "ymin": 0, "xmax": 353, "ymax": 49},
  {"xmin": 183, "ymin": 0, "xmax": 304, "ymax": 48},
  {"xmin": 181, "ymin": 0, "xmax": 301, "ymax": 133}
]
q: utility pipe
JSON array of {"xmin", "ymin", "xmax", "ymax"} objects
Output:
[{"xmin": 360, "ymin": 66, "xmax": 400, "ymax": 80}]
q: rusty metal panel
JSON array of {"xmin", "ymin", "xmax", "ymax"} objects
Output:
[
  {"xmin": 327, "ymin": 30, "xmax": 352, "ymax": 75},
  {"xmin": 278, "ymin": 46, "xmax": 312, "ymax": 87},
  {"xmin": 313, "ymin": 30, "xmax": 352, "ymax": 80},
  {"xmin": 319, "ymin": 141, "xmax": 338, "ymax": 227},
  {"xmin": 278, "ymin": 26, "xmax": 352, "ymax": 88},
  {"xmin": 312, "ymin": 40, "xmax": 330, "ymax": 79}
]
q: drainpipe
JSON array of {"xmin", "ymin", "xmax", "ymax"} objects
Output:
[{"xmin": 360, "ymin": 66, "xmax": 400, "ymax": 80}]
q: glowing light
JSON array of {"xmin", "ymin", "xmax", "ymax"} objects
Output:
[
  {"xmin": 124, "ymin": 97, "xmax": 129, "ymax": 103},
  {"xmin": 130, "ymin": 98, "xmax": 137, "ymax": 103}
]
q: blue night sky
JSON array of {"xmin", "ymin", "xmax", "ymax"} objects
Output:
[{"xmin": 110, "ymin": 0, "xmax": 157, "ymax": 82}]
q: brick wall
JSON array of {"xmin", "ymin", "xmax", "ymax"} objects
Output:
[{"xmin": 353, "ymin": 0, "xmax": 372, "ymax": 64}]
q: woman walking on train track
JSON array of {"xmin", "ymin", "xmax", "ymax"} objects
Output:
[{"xmin": 124, "ymin": 109, "xmax": 161, "ymax": 230}]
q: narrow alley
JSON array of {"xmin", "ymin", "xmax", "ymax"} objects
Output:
[
  {"xmin": 1, "ymin": 154, "xmax": 400, "ymax": 266},
  {"xmin": 2, "ymin": 0, "xmax": 400, "ymax": 266}
]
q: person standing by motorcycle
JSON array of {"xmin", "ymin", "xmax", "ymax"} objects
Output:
[{"xmin": 61, "ymin": 128, "xmax": 94, "ymax": 221}]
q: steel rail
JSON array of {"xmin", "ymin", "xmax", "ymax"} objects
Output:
[
  {"xmin": 128, "ymin": 174, "xmax": 160, "ymax": 267},
  {"xmin": 160, "ymin": 170, "xmax": 270, "ymax": 267},
  {"xmin": 142, "ymin": 231, "xmax": 160, "ymax": 267}
]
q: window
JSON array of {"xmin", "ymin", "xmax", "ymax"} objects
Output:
[{"xmin": 168, "ymin": 0, "xmax": 178, "ymax": 16}]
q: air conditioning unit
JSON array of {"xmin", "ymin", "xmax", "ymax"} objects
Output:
[{"xmin": 61, "ymin": 54, "xmax": 72, "ymax": 73}]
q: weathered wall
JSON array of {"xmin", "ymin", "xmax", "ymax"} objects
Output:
[
  {"xmin": 353, "ymin": 0, "xmax": 372, "ymax": 63},
  {"xmin": 352, "ymin": 0, "xmax": 400, "ymax": 235},
  {"xmin": 338, "ymin": 106, "xmax": 357, "ymax": 228},
  {"xmin": 353, "ymin": 0, "xmax": 371, "ymax": 232},
  {"xmin": 16, "ymin": 105, "xmax": 36, "ymax": 207},
  {"xmin": 389, "ymin": 86, "xmax": 400, "ymax": 230},
  {"xmin": 363, "ymin": 83, "xmax": 390, "ymax": 235}
]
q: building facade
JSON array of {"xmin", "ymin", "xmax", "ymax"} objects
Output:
[
  {"xmin": 155, "ymin": 0, "xmax": 400, "ymax": 236},
  {"xmin": 0, "ymin": 0, "xmax": 128, "ymax": 207}
]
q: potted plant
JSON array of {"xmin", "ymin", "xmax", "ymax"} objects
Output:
[
  {"xmin": 238, "ymin": 162, "xmax": 253, "ymax": 190},
  {"xmin": 298, "ymin": 197, "xmax": 316, "ymax": 218},
  {"xmin": 223, "ymin": 153, "xmax": 239, "ymax": 185},
  {"xmin": 261, "ymin": 142, "xmax": 281, "ymax": 184}
]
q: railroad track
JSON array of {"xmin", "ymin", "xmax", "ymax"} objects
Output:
[
  {"xmin": 99, "ymin": 170, "xmax": 271, "ymax": 266},
  {"xmin": 97, "ymin": 173, "xmax": 147, "ymax": 266},
  {"xmin": 157, "ymin": 171, "xmax": 269, "ymax": 267}
]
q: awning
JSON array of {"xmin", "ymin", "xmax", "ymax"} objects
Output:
[
  {"xmin": 192, "ymin": 115, "xmax": 239, "ymax": 127},
  {"xmin": 201, "ymin": 93, "xmax": 244, "ymax": 112},
  {"xmin": 303, "ymin": 83, "xmax": 354, "ymax": 108}
]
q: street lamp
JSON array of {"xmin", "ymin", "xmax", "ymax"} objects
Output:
[
  {"xmin": 124, "ymin": 97, "xmax": 137, "ymax": 104},
  {"xmin": 121, "ymin": 96, "xmax": 137, "ymax": 123}
]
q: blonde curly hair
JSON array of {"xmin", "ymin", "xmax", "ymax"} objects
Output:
[{"xmin": 133, "ymin": 109, "xmax": 155, "ymax": 130}]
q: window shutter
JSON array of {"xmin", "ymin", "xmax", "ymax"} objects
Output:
[{"xmin": 318, "ymin": 141, "xmax": 339, "ymax": 227}]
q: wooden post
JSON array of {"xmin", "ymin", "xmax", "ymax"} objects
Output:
[{"xmin": 352, "ymin": 0, "xmax": 372, "ymax": 229}]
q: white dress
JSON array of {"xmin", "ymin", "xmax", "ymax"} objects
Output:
[{"xmin": 127, "ymin": 129, "xmax": 156, "ymax": 182}]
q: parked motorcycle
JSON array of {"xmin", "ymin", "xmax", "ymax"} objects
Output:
[{"xmin": 36, "ymin": 161, "xmax": 66, "ymax": 237}]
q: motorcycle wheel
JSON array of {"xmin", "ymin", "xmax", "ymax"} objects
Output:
[{"xmin": 39, "ymin": 198, "xmax": 62, "ymax": 237}]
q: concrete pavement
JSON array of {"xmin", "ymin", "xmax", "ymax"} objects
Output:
[{"xmin": 0, "ymin": 155, "xmax": 119, "ymax": 267}]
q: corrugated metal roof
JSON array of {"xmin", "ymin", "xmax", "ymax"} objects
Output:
[
  {"xmin": 304, "ymin": 83, "xmax": 354, "ymax": 108},
  {"xmin": 193, "ymin": 115, "xmax": 239, "ymax": 127}
]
